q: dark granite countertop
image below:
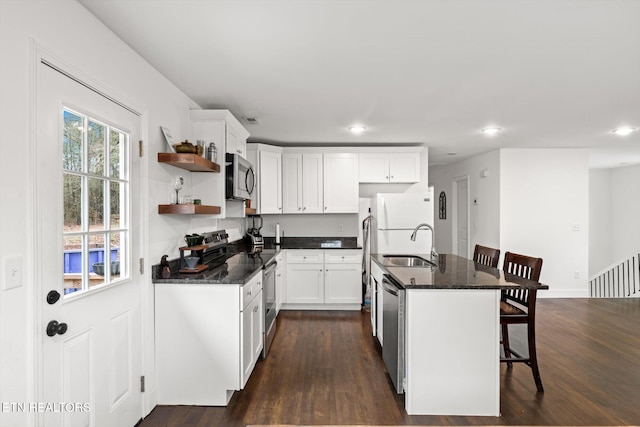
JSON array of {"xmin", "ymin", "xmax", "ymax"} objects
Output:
[
  {"xmin": 151, "ymin": 236, "xmax": 360, "ymax": 285},
  {"xmin": 262, "ymin": 236, "xmax": 361, "ymax": 250},
  {"xmin": 152, "ymin": 248, "xmax": 277, "ymax": 285},
  {"xmin": 372, "ymin": 253, "xmax": 549, "ymax": 291}
]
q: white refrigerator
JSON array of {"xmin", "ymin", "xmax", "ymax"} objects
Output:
[{"xmin": 370, "ymin": 188, "xmax": 434, "ymax": 255}]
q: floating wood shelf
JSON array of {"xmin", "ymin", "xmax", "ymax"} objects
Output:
[
  {"xmin": 158, "ymin": 204, "xmax": 221, "ymax": 215},
  {"xmin": 245, "ymin": 207, "xmax": 257, "ymax": 215},
  {"xmin": 158, "ymin": 153, "xmax": 220, "ymax": 172}
]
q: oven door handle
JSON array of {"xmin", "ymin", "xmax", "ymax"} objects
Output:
[{"xmin": 264, "ymin": 260, "xmax": 277, "ymax": 274}]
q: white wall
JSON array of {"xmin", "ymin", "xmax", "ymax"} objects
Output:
[
  {"xmin": 589, "ymin": 169, "xmax": 613, "ymax": 275},
  {"xmin": 500, "ymin": 149, "xmax": 589, "ymax": 297},
  {"xmin": 428, "ymin": 150, "xmax": 501, "ymax": 254},
  {"xmin": 0, "ymin": 1, "xmax": 202, "ymax": 424},
  {"xmin": 609, "ymin": 165, "xmax": 640, "ymax": 263},
  {"xmin": 589, "ymin": 164, "xmax": 640, "ymax": 277}
]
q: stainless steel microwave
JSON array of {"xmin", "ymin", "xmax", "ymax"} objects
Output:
[{"xmin": 225, "ymin": 153, "xmax": 255, "ymax": 201}]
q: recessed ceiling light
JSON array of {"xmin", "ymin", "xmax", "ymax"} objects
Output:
[
  {"xmin": 611, "ymin": 127, "xmax": 636, "ymax": 136},
  {"xmin": 481, "ymin": 127, "xmax": 502, "ymax": 136},
  {"xmin": 349, "ymin": 125, "xmax": 366, "ymax": 134}
]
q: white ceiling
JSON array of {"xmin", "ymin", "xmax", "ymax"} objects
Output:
[{"xmin": 78, "ymin": 0, "xmax": 640, "ymax": 168}]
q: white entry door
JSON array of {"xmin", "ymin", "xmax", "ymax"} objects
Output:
[{"xmin": 37, "ymin": 62, "xmax": 142, "ymax": 427}]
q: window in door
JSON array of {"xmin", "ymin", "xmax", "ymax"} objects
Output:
[{"xmin": 62, "ymin": 108, "xmax": 129, "ymax": 296}]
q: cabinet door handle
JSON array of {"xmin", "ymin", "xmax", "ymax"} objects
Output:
[
  {"xmin": 253, "ymin": 305, "xmax": 259, "ymax": 312},
  {"xmin": 247, "ymin": 290, "xmax": 252, "ymax": 296},
  {"xmin": 298, "ymin": 207, "xmax": 301, "ymax": 211},
  {"xmin": 386, "ymin": 176, "xmax": 389, "ymax": 179}
]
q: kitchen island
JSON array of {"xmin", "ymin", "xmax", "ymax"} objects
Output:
[{"xmin": 370, "ymin": 253, "xmax": 549, "ymax": 417}]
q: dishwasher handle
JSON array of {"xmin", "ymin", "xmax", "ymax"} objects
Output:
[{"xmin": 382, "ymin": 275, "xmax": 401, "ymax": 296}]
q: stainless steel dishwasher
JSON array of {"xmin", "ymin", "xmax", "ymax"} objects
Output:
[{"xmin": 382, "ymin": 274, "xmax": 405, "ymax": 394}]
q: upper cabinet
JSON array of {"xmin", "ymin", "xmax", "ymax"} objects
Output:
[
  {"xmin": 226, "ymin": 124, "xmax": 248, "ymax": 158},
  {"xmin": 323, "ymin": 153, "xmax": 359, "ymax": 213},
  {"xmin": 247, "ymin": 144, "xmax": 282, "ymax": 214},
  {"xmin": 190, "ymin": 110, "xmax": 249, "ymax": 159},
  {"xmin": 282, "ymin": 153, "xmax": 323, "ymax": 214},
  {"xmin": 189, "ymin": 110, "xmax": 251, "ymax": 218},
  {"xmin": 359, "ymin": 152, "xmax": 421, "ymax": 183}
]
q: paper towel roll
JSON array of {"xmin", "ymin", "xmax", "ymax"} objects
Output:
[{"xmin": 275, "ymin": 223, "xmax": 281, "ymax": 244}]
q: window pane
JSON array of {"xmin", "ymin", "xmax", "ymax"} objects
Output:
[
  {"xmin": 64, "ymin": 173, "xmax": 83, "ymax": 231},
  {"xmin": 88, "ymin": 120, "xmax": 105, "ymax": 176},
  {"xmin": 110, "ymin": 232, "xmax": 124, "ymax": 280},
  {"xmin": 89, "ymin": 233, "xmax": 107, "ymax": 288},
  {"xmin": 110, "ymin": 181, "xmax": 122, "ymax": 229},
  {"xmin": 63, "ymin": 110, "xmax": 83, "ymax": 172},
  {"xmin": 63, "ymin": 235, "xmax": 82, "ymax": 295},
  {"xmin": 88, "ymin": 177, "xmax": 105, "ymax": 231},
  {"xmin": 110, "ymin": 129, "xmax": 124, "ymax": 179}
]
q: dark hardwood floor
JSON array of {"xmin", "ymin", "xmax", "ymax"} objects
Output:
[{"xmin": 139, "ymin": 298, "xmax": 640, "ymax": 426}]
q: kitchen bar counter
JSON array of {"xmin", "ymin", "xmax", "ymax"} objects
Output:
[
  {"xmin": 371, "ymin": 253, "xmax": 549, "ymax": 290},
  {"xmin": 371, "ymin": 253, "xmax": 549, "ymax": 417}
]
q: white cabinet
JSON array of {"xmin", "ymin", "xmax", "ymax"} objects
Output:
[
  {"xmin": 190, "ymin": 109, "xmax": 249, "ymax": 158},
  {"xmin": 324, "ymin": 264, "xmax": 362, "ymax": 304},
  {"xmin": 370, "ymin": 260, "xmax": 385, "ymax": 346},
  {"xmin": 323, "ymin": 153, "xmax": 359, "ymax": 213},
  {"xmin": 285, "ymin": 251, "xmax": 324, "ymax": 304},
  {"xmin": 275, "ymin": 251, "xmax": 285, "ymax": 313},
  {"xmin": 284, "ymin": 249, "xmax": 362, "ymax": 309},
  {"xmin": 155, "ymin": 269, "xmax": 263, "ymax": 406},
  {"xmin": 257, "ymin": 150, "xmax": 282, "ymax": 214},
  {"xmin": 359, "ymin": 152, "xmax": 420, "ymax": 183},
  {"xmin": 282, "ymin": 153, "xmax": 323, "ymax": 214},
  {"xmin": 241, "ymin": 272, "xmax": 263, "ymax": 388},
  {"xmin": 226, "ymin": 121, "xmax": 248, "ymax": 158}
]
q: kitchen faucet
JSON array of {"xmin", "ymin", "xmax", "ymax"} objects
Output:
[{"xmin": 410, "ymin": 223, "xmax": 438, "ymax": 259}]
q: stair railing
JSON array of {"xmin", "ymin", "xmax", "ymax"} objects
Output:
[{"xmin": 589, "ymin": 253, "xmax": 640, "ymax": 298}]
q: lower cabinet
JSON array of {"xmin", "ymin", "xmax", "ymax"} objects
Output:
[
  {"xmin": 370, "ymin": 260, "xmax": 385, "ymax": 346},
  {"xmin": 275, "ymin": 251, "xmax": 285, "ymax": 313},
  {"xmin": 240, "ymin": 271, "xmax": 263, "ymax": 388},
  {"xmin": 155, "ymin": 271, "xmax": 263, "ymax": 406},
  {"xmin": 284, "ymin": 249, "xmax": 362, "ymax": 309}
]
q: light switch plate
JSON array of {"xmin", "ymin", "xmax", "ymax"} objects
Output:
[{"xmin": 4, "ymin": 255, "xmax": 23, "ymax": 290}]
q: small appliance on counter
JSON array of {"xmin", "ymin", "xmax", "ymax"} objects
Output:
[{"xmin": 245, "ymin": 215, "xmax": 264, "ymax": 247}]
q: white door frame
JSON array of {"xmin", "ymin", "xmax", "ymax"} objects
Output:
[
  {"xmin": 451, "ymin": 175, "xmax": 470, "ymax": 257},
  {"xmin": 30, "ymin": 43, "xmax": 152, "ymax": 424}
]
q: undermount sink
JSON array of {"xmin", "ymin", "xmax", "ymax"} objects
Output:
[{"xmin": 382, "ymin": 255, "xmax": 436, "ymax": 268}]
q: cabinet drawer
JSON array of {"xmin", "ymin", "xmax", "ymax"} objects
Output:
[
  {"xmin": 287, "ymin": 250, "xmax": 324, "ymax": 264},
  {"xmin": 242, "ymin": 271, "xmax": 263, "ymax": 310},
  {"xmin": 325, "ymin": 250, "xmax": 362, "ymax": 264}
]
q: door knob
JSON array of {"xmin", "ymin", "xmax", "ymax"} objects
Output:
[
  {"xmin": 46, "ymin": 290, "xmax": 61, "ymax": 305},
  {"xmin": 46, "ymin": 320, "xmax": 68, "ymax": 337}
]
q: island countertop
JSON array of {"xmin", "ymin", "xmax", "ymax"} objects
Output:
[{"xmin": 371, "ymin": 253, "xmax": 549, "ymax": 290}]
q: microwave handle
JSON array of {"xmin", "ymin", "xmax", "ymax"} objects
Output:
[{"xmin": 246, "ymin": 166, "xmax": 255, "ymax": 195}]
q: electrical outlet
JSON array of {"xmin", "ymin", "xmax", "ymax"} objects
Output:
[{"xmin": 574, "ymin": 271, "xmax": 581, "ymax": 279}]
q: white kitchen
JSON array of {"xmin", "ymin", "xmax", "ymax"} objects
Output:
[{"xmin": 1, "ymin": 1, "xmax": 639, "ymax": 427}]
